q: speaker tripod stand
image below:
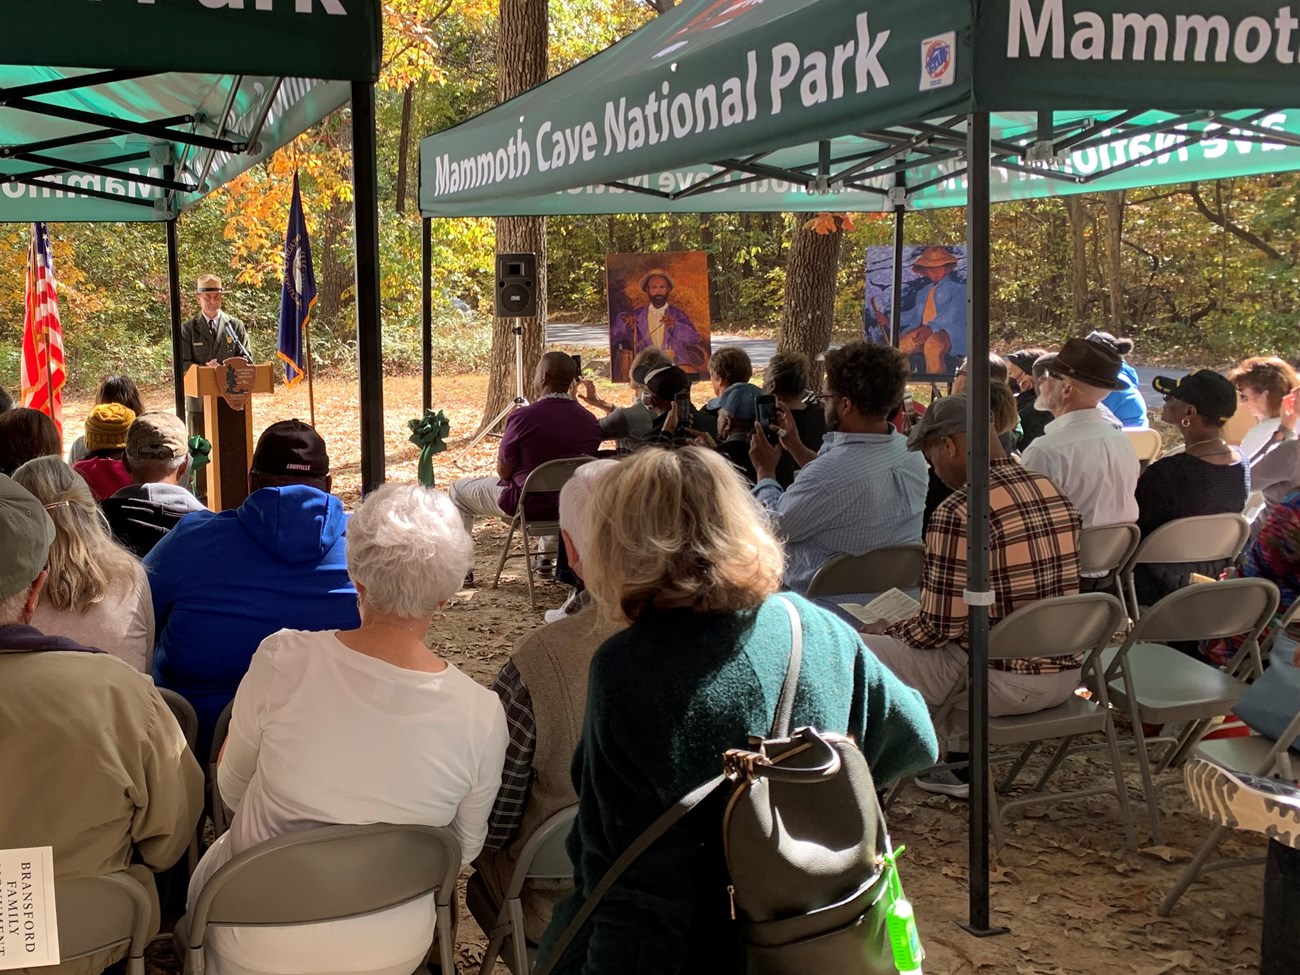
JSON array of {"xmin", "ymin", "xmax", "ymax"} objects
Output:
[{"xmin": 457, "ymin": 319, "xmax": 530, "ymax": 460}]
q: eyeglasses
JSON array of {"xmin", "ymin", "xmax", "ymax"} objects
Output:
[{"xmin": 815, "ymin": 391, "xmax": 840, "ymax": 403}]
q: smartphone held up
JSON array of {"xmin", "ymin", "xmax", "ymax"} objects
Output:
[{"xmin": 755, "ymin": 394, "xmax": 780, "ymax": 445}]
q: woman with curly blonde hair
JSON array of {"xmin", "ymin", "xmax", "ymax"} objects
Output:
[
  {"xmin": 11, "ymin": 456, "xmax": 152, "ymax": 671},
  {"xmin": 538, "ymin": 446, "xmax": 937, "ymax": 975}
]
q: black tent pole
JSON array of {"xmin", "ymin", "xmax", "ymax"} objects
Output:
[
  {"xmin": 352, "ymin": 81, "xmax": 385, "ymax": 494},
  {"xmin": 962, "ymin": 109, "xmax": 1006, "ymax": 939},
  {"xmin": 889, "ymin": 174, "xmax": 905, "ymax": 347},
  {"xmin": 422, "ymin": 216, "xmax": 432, "ymax": 413},
  {"xmin": 165, "ymin": 214, "xmax": 184, "ymax": 419}
]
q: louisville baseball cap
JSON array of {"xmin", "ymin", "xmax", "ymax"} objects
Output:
[
  {"xmin": 250, "ymin": 420, "xmax": 330, "ymax": 478},
  {"xmin": 125, "ymin": 411, "xmax": 189, "ymax": 461},
  {"xmin": 0, "ymin": 474, "xmax": 55, "ymax": 601},
  {"xmin": 1153, "ymin": 370, "xmax": 1238, "ymax": 425}
]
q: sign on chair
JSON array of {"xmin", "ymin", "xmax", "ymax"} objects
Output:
[{"xmin": 0, "ymin": 847, "xmax": 58, "ymax": 970}]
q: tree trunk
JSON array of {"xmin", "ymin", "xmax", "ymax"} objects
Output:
[
  {"xmin": 1105, "ymin": 190, "xmax": 1125, "ymax": 327},
  {"xmin": 482, "ymin": 0, "xmax": 548, "ymax": 429},
  {"xmin": 395, "ymin": 85, "xmax": 414, "ymax": 215},
  {"xmin": 1064, "ymin": 196, "xmax": 1089, "ymax": 322},
  {"xmin": 776, "ymin": 214, "xmax": 842, "ymax": 390}
]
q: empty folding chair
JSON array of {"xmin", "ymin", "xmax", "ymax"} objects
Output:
[
  {"xmin": 1100, "ymin": 577, "xmax": 1279, "ymax": 844},
  {"xmin": 175, "ymin": 823, "xmax": 461, "ymax": 975},
  {"xmin": 805, "ymin": 542, "xmax": 925, "ymax": 599},
  {"xmin": 467, "ymin": 806, "xmax": 577, "ymax": 973}
]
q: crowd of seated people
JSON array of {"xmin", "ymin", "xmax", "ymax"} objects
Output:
[{"xmin": 6, "ymin": 330, "xmax": 1300, "ymax": 975}]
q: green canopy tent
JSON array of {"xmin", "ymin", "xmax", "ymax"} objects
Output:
[
  {"xmin": 0, "ymin": 0, "xmax": 387, "ymax": 491},
  {"xmin": 419, "ymin": 0, "xmax": 1300, "ymax": 934}
]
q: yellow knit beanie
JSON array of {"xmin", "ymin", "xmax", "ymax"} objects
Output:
[{"xmin": 84, "ymin": 403, "xmax": 136, "ymax": 452}]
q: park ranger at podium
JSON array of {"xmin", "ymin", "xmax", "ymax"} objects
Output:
[{"xmin": 181, "ymin": 272, "xmax": 252, "ymax": 439}]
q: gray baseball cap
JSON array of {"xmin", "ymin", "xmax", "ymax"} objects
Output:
[
  {"xmin": 0, "ymin": 474, "xmax": 55, "ymax": 601},
  {"xmin": 126, "ymin": 411, "xmax": 189, "ymax": 461},
  {"xmin": 906, "ymin": 395, "xmax": 969, "ymax": 451}
]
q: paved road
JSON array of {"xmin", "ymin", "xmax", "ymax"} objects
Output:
[{"xmin": 547, "ymin": 323, "xmax": 1183, "ymax": 409}]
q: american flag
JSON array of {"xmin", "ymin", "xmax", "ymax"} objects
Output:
[{"xmin": 20, "ymin": 222, "xmax": 66, "ymax": 434}]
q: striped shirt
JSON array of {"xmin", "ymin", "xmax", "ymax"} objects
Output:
[
  {"xmin": 886, "ymin": 458, "xmax": 1083, "ymax": 674},
  {"xmin": 753, "ymin": 430, "xmax": 928, "ymax": 593}
]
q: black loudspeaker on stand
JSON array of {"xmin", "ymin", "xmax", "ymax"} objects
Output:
[
  {"xmin": 494, "ymin": 252, "xmax": 537, "ymax": 318},
  {"xmin": 459, "ymin": 253, "xmax": 538, "ymax": 460}
]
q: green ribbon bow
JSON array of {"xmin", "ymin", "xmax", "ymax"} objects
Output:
[
  {"xmin": 407, "ymin": 409, "xmax": 450, "ymax": 487},
  {"xmin": 186, "ymin": 434, "xmax": 212, "ymax": 495}
]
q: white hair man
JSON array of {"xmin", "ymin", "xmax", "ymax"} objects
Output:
[
  {"xmin": 1020, "ymin": 337, "xmax": 1140, "ymax": 528},
  {"xmin": 0, "ymin": 474, "xmax": 203, "ymax": 975},
  {"xmin": 469, "ymin": 459, "xmax": 620, "ymax": 946},
  {"xmin": 102, "ymin": 411, "xmax": 207, "ymax": 557}
]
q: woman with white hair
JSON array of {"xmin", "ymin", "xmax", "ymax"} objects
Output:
[
  {"xmin": 536, "ymin": 447, "xmax": 937, "ymax": 975},
  {"xmin": 187, "ymin": 483, "xmax": 508, "ymax": 975},
  {"xmin": 11, "ymin": 456, "xmax": 152, "ymax": 671}
]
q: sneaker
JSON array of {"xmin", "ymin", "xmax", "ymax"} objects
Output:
[
  {"xmin": 1185, "ymin": 760, "xmax": 1300, "ymax": 849},
  {"xmin": 914, "ymin": 767, "xmax": 970, "ymax": 800},
  {"xmin": 543, "ymin": 588, "xmax": 589, "ymax": 624},
  {"xmin": 461, "ymin": 570, "xmax": 475, "ymax": 589}
]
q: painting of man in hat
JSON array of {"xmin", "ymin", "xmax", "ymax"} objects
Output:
[
  {"xmin": 607, "ymin": 252, "xmax": 711, "ymax": 383},
  {"xmin": 865, "ymin": 244, "xmax": 967, "ymax": 379}
]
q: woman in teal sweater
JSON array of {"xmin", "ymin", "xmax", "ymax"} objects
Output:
[{"xmin": 537, "ymin": 446, "xmax": 938, "ymax": 975}]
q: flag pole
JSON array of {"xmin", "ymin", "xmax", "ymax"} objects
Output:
[
  {"xmin": 305, "ymin": 317, "xmax": 316, "ymax": 428},
  {"xmin": 37, "ymin": 232, "xmax": 54, "ymax": 420}
]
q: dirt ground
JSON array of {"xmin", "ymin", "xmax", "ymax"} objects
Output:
[{"xmin": 63, "ymin": 375, "xmax": 1267, "ymax": 975}]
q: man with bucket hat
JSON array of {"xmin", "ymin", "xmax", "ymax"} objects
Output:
[
  {"xmin": 610, "ymin": 267, "xmax": 708, "ymax": 380},
  {"xmin": 1021, "ymin": 337, "xmax": 1141, "ymax": 529}
]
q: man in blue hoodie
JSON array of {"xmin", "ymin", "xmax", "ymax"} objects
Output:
[{"xmin": 146, "ymin": 420, "xmax": 359, "ymax": 755}]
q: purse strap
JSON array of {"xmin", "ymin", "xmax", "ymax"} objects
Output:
[
  {"xmin": 771, "ymin": 595, "xmax": 804, "ymax": 739},
  {"xmin": 533, "ymin": 595, "xmax": 806, "ymax": 975}
]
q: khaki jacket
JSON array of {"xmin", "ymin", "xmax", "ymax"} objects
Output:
[{"xmin": 0, "ymin": 649, "xmax": 204, "ymax": 975}]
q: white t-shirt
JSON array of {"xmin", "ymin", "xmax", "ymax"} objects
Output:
[
  {"xmin": 1020, "ymin": 408, "xmax": 1141, "ymax": 528},
  {"xmin": 31, "ymin": 564, "xmax": 153, "ymax": 671},
  {"xmin": 187, "ymin": 629, "xmax": 508, "ymax": 975}
]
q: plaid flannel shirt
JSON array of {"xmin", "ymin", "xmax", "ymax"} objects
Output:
[
  {"xmin": 886, "ymin": 458, "xmax": 1084, "ymax": 674},
  {"xmin": 482, "ymin": 659, "xmax": 536, "ymax": 851}
]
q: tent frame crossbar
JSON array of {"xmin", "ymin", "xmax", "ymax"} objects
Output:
[
  {"xmin": 2, "ymin": 92, "xmax": 247, "ymax": 153},
  {"xmin": 0, "ymin": 115, "xmax": 194, "ymax": 158},
  {"xmin": 577, "ymin": 107, "xmax": 1300, "ymax": 210}
]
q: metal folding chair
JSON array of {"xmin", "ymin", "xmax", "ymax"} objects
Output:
[
  {"xmin": 175, "ymin": 823, "xmax": 461, "ymax": 975},
  {"xmin": 467, "ymin": 806, "xmax": 577, "ymax": 973},
  {"xmin": 55, "ymin": 871, "xmax": 154, "ymax": 975},
  {"xmin": 919, "ymin": 593, "xmax": 1136, "ymax": 851},
  {"xmin": 1159, "ymin": 709, "xmax": 1300, "ymax": 914},
  {"xmin": 1099, "ymin": 577, "xmax": 1279, "ymax": 844},
  {"xmin": 805, "ymin": 542, "xmax": 925, "ymax": 598},
  {"xmin": 492, "ymin": 456, "xmax": 594, "ymax": 608},
  {"xmin": 1120, "ymin": 513, "xmax": 1249, "ymax": 620},
  {"xmin": 1079, "ymin": 523, "xmax": 1140, "ymax": 620}
]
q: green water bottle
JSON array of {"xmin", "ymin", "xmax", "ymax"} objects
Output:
[{"xmin": 882, "ymin": 844, "xmax": 924, "ymax": 975}]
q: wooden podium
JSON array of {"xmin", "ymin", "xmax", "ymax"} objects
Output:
[{"xmin": 184, "ymin": 362, "xmax": 274, "ymax": 512}]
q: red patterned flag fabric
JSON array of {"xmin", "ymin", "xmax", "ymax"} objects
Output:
[{"xmin": 20, "ymin": 222, "xmax": 66, "ymax": 434}]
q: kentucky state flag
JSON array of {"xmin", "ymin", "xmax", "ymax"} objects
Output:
[{"xmin": 277, "ymin": 173, "xmax": 317, "ymax": 385}]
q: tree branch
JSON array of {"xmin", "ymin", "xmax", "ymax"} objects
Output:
[{"xmin": 1188, "ymin": 182, "xmax": 1288, "ymax": 264}]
